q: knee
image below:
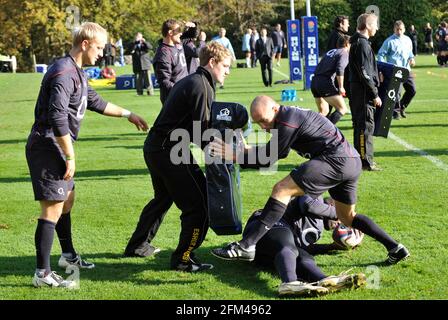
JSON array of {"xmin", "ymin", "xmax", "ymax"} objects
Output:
[
  {"xmin": 338, "ymin": 210, "xmax": 356, "ymax": 227},
  {"xmin": 271, "ymin": 180, "xmax": 290, "ymax": 198},
  {"xmin": 278, "ymin": 246, "xmax": 298, "ymax": 259}
]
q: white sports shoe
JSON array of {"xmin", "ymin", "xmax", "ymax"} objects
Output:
[
  {"xmin": 58, "ymin": 254, "xmax": 95, "ymax": 269},
  {"xmin": 278, "ymin": 281, "xmax": 329, "ymax": 297},
  {"xmin": 32, "ymin": 271, "xmax": 76, "ymax": 288},
  {"xmin": 317, "ymin": 270, "xmax": 366, "ymax": 291}
]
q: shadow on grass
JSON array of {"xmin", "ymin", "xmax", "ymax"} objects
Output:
[
  {"xmin": 0, "ymin": 247, "xmax": 277, "ymax": 297},
  {"xmin": 0, "ymin": 133, "xmax": 146, "ymax": 145},
  {"xmin": 0, "ymin": 168, "xmax": 149, "ymax": 184}
]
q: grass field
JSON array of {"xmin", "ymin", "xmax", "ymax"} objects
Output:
[{"xmin": 0, "ymin": 55, "xmax": 447, "ymax": 300}]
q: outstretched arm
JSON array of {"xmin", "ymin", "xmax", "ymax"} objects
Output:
[{"xmin": 102, "ymin": 103, "xmax": 149, "ymax": 131}]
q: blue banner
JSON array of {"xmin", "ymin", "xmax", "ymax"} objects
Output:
[
  {"xmin": 287, "ymin": 20, "xmax": 302, "ymax": 81},
  {"xmin": 302, "ymin": 16, "xmax": 319, "ymax": 90}
]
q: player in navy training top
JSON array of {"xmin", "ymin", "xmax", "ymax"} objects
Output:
[
  {"xmin": 311, "ymin": 35, "xmax": 350, "ymax": 124},
  {"xmin": 26, "ymin": 22, "xmax": 148, "ymax": 288},
  {"xmin": 210, "ymin": 95, "xmax": 409, "ymax": 269}
]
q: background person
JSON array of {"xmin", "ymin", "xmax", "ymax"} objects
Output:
[
  {"xmin": 271, "ymin": 23, "xmax": 287, "ymax": 67},
  {"xmin": 424, "ymin": 22, "xmax": 434, "ymax": 55},
  {"xmin": 255, "ymin": 27, "xmax": 274, "ymax": 87},
  {"xmin": 153, "ymin": 19, "xmax": 189, "ymax": 104},
  {"xmin": 131, "ymin": 32, "xmax": 154, "ymax": 96},
  {"xmin": 408, "ymin": 24, "xmax": 419, "ymax": 56},
  {"xmin": 311, "ymin": 35, "xmax": 350, "ymax": 124},
  {"xmin": 378, "ymin": 20, "xmax": 416, "ymax": 120},
  {"xmin": 327, "ymin": 15, "xmax": 350, "ymax": 51},
  {"xmin": 242, "ymin": 28, "xmax": 252, "ymax": 68}
]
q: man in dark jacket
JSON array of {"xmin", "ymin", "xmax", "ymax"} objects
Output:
[
  {"xmin": 327, "ymin": 15, "xmax": 350, "ymax": 51},
  {"xmin": 132, "ymin": 32, "xmax": 154, "ymax": 96},
  {"xmin": 348, "ymin": 13, "xmax": 382, "ymax": 171},
  {"xmin": 124, "ymin": 42, "xmax": 233, "ymax": 272},
  {"xmin": 152, "ymin": 19, "xmax": 189, "ymax": 104},
  {"xmin": 255, "ymin": 27, "xmax": 275, "ymax": 87}
]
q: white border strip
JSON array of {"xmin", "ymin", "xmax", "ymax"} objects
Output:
[{"xmin": 388, "ymin": 131, "xmax": 448, "ymax": 172}]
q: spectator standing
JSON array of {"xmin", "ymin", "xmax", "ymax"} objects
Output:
[
  {"xmin": 378, "ymin": 20, "xmax": 416, "ymax": 120},
  {"xmin": 408, "ymin": 25, "xmax": 418, "ymax": 56},
  {"xmin": 327, "ymin": 15, "xmax": 350, "ymax": 51},
  {"xmin": 131, "ymin": 32, "xmax": 154, "ymax": 96},
  {"xmin": 250, "ymin": 27, "xmax": 259, "ymax": 67},
  {"xmin": 212, "ymin": 28, "xmax": 236, "ymax": 62},
  {"xmin": 255, "ymin": 27, "xmax": 274, "ymax": 87},
  {"xmin": 271, "ymin": 24, "xmax": 287, "ymax": 67},
  {"xmin": 424, "ymin": 23, "xmax": 434, "ymax": 55},
  {"xmin": 242, "ymin": 28, "xmax": 252, "ymax": 68}
]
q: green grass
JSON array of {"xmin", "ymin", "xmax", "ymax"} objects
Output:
[{"xmin": 0, "ymin": 55, "xmax": 447, "ymax": 300}]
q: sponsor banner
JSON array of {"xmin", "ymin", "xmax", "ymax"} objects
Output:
[
  {"xmin": 287, "ymin": 20, "xmax": 302, "ymax": 81},
  {"xmin": 302, "ymin": 16, "xmax": 319, "ymax": 90}
]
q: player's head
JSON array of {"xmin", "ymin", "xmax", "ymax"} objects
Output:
[
  {"xmin": 200, "ymin": 42, "xmax": 232, "ymax": 85},
  {"xmin": 219, "ymin": 28, "xmax": 226, "ymax": 37},
  {"xmin": 260, "ymin": 27, "xmax": 268, "ymax": 37},
  {"xmin": 336, "ymin": 35, "xmax": 351, "ymax": 49},
  {"xmin": 250, "ymin": 95, "xmax": 280, "ymax": 132},
  {"xmin": 394, "ymin": 20, "xmax": 406, "ymax": 37},
  {"xmin": 334, "ymin": 15, "xmax": 349, "ymax": 33},
  {"xmin": 357, "ymin": 13, "xmax": 378, "ymax": 37},
  {"xmin": 72, "ymin": 22, "xmax": 108, "ymax": 65},
  {"xmin": 162, "ymin": 19, "xmax": 182, "ymax": 44}
]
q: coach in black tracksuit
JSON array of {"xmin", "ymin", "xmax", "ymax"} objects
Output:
[
  {"xmin": 348, "ymin": 14, "xmax": 382, "ymax": 171},
  {"xmin": 125, "ymin": 42, "xmax": 233, "ymax": 272}
]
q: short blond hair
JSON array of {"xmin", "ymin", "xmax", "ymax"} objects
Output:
[
  {"xmin": 72, "ymin": 22, "xmax": 107, "ymax": 47},
  {"xmin": 357, "ymin": 13, "xmax": 377, "ymax": 31},
  {"xmin": 199, "ymin": 41, "xmax": 231, "ymax": 66}
]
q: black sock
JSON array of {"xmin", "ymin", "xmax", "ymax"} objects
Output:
[
  {"xmin": 35, "ymin": 219, "xmax": 56, "ymax": 273},
  {"xmin": 352, "ymin": 214, "xmax": 398, "ymax": 251},
  {"xmin": 56, "ymin": 212, "xmax": 76, "ymax": 257},
  {"xmin": 240, "ymin": 197, "xmax": 287, "ymax": 248},
  {"xmin": 296, "ymin": 249, "xmax": 326, "ymax": 282},
  {"xmin": 328, "ymin": 110, "xmax": 343, "ymax": 124},
  {"xmin": 274, "ymin": 247, "xmax": 298, "ymax": 283}
]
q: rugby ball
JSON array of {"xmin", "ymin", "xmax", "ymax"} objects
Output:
[{"xmin": 332, "ymin": 223, "xmax": 364, "ymax": 249}]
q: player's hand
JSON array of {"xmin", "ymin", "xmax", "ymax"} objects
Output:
[
  {"xmin": 379, "ymin": 72, "xmax": 384, "ymax": 83},
  {"xmin": 409, "ymin": 58, "xmax": 416, "ymax": 67},
  {"xmin": 128, "ymin": 113, "xmax": 149, "ymax": 131},
  {"xmin": 339, "ymin": 87, "xmax": 346, "ymax": 97},
  {"xmin": 64, "ymin": 158, "xmax": 75, "ymax": 181},
  {"xmin": 208, "ymin": 137, "xmax": 234, "ymax": 162},
  {"xmin": 373, "ymin": 96, "xmax": 382, "ymax": 108}
]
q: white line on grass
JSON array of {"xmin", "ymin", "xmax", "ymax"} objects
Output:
[
  {"xmin": 388, "ymin": 131, "xmax": 448, "ymax": 172},
  {"xmin": 273, "ymin": 68, "xmax": 290, "ymax": 79}
]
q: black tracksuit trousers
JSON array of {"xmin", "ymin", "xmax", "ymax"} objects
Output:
[
  {"xmin": 349, "ymin": 82, "xmax": 376, "ymax": 167},
  {"xmin": 125, "ymin": 149, "xmax": 209, "ymax": 267}
]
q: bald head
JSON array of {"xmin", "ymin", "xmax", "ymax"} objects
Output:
[{"xmin": 250, "ymin": 95, "xmax": 279, "ymax": 131}]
